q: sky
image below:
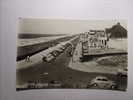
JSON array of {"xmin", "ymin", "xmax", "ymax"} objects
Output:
[{"xmin": 19, "ymin": 18, "xmax": 127, "ymax": 34}]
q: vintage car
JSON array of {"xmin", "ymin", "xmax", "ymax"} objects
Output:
[
  {"xmin": 49, "ymin": 80, "xmax": 62, "ymax": 88},
  {"xmin": 42, "ymin": 53, "xmax": 55, "ymax": 62},
  {"xmin": 88, "ymin": 76, "xmax": 117, "ymax": 89}
]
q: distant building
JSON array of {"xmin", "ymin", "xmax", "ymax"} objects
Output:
[
  {"xmin": 105, "ymin": 22, "xmax": 127, "ymax": 39},
  {"xmin": 88, "ymin": 30, "xmax": 108, "ymax": 48}
]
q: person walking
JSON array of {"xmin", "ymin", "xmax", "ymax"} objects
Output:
[{"xmin": 25, "ymin": 56, "xmax": 30, "ymax": 62}]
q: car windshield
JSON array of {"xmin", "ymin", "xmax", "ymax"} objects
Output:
[
  {"xmin": 97, "ymin": 79, "xmax": 102, "ymax": 81},
  {"xmin": 96, "ymin": 77, "xmax": 108, "ymax": 81},
  {"xmin": 102, "ymin": 79, "xmax": 108, "ymax": 81}
]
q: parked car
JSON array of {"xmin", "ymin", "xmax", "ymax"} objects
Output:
[
  {"xmin": 117, "ymin": 68, "xmax": 127, "ymax": 77},
  {"xmin": 35, "ymin": 83, "xmax": 49, "ymax": 88},
  {"xmin": 88, "ymin": 76, "xmax": 117, "ymax": 89},
  {"xmin": 27, "ymin": 81, "xmax": 36, "ymax": 89},
  {"xmin": 60, "ymin": 46, "xmax": 65, "ymax": 50},
  {"xmin": 49, "ymin": 80, "xmax": 62, "ymax": 88},
  {"xmin": 58, "ymin": 46, "xmax": 65, "ymax": 51},
  {"xmin": 42, "ymin": 53, "xmax": 55, "ymax": 62},
  {"xmin": 51, "ymin": 50, "xmax": 60, "ymax": 57},
  {"xmin": 56, "ymin": 47, "xmax": 64, "ymax": 53}
]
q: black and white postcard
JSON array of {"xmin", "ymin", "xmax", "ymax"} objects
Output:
[{"xmin": 16, "ymin": 19, "xmax": 127, "ymax": 91}]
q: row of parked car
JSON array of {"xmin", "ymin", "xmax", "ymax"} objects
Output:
[
  {"xmin": 41, "ymin": 36, "xmax": 80, "ymax": 63},
  {"xmin": 42, "ymin": 41, "xmax": 73, "ymax": 62},
  {"xmin": 16, "ymin": 80, "xmax": 62, "ymax": 90}
]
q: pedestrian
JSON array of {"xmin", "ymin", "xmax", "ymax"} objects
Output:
[
  {"xmin": 27, "ymin": 56, "xmax": 30, "ymax": 62},
  {"xmin": 25, "ymin": 56, "xmax": 30, "ymax": 62}
]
